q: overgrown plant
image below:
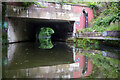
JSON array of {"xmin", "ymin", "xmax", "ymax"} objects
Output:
[
  {"xmin": 37, "ymin": 27, "xmax": 54, "ymax": 49},
  {"xmin": 94, "ymin": 2, "xmax": 120, "ymax": 27},
  {"xmin": 81, "ymin": 52, "xmax": 120, "ymax": 78},
  {"xmin": 24, "ymin": 2, "xmax": 47, "ymax": 8},
  {"xmin": 88, "ymin": 2, "xmax": 98, "ymax": 18},
  {"xmin": 79, "ymin": 2, "xmax": 120, "ymax": 33},
  {"xmin": 76, "ymin": 38, "xmax": 99, "ymax": 45}
]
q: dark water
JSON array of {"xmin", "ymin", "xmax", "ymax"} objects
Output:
[{"xmin": 2, "ymin": 42, "xmax": 120, "ymax": 78}]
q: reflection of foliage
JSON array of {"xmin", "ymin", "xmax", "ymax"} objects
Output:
[
  {"xmin": 76, "ymin": 44, "xmax": 99, "ymax": 51},
  {"xmin": 67, "ymin": 38, "xmax": 99, "ymax": 50},
  {"xmin": 102, "ymin": 40, "xmax": 120, "ymax": 47},
  {"xmin": 76, "ymin": 38, "xmax": 99, "ymax": 45},
  {"xmin": 67, "ymin": 38, "xmax": 99, "ymax": 45},
  {"xmin": 38, "ymin": 27, "xmax": 54, "ymax": 49},
  {"xmin": 81, "ymin": 52, "xmax": 120, "ymax": 78}
]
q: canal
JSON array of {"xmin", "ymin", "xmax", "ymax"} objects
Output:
[{"xmin": 2, "ymin": 41, "xmax": 120, "ymax": 78}]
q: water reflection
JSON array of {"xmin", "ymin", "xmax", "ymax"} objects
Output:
[
  {"xmin": 71, "ymin": 45, "xmax": 120, "ymax": 78},
  {"xmin": 73, "ymin": 47, "xmax": 93, "ymax": 78},
  {"xmin": 3, "ymin": 42, "xmax": 119, "ymax": 78},
  {"xmin": 3, "ymin": 42, "xmax": 93, "ymax": 78},
  {"xmin": 6, "ymin": 42, "xmax": 74, "ymax": 69}
]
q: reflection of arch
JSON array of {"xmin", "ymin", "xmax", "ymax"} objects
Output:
[{"xmin": 73, "ymin": 50, "xmax": 93, "ymax": 78}]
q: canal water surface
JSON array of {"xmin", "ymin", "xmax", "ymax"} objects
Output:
[{"xmin": 2, "ymin": 42, "xmax": 120, "ymax": 78}]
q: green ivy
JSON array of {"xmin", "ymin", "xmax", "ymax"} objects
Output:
[
  {"xmin": 38, "ymin": 27, "xmax": 54, "ymax": 49},
  {"xmin": 24, "ymin": 2, "xmax": 47, "ymax": 8},
  {"xmin": 88, "ymin": 2, "xmax": 98, "ymax": 18}
]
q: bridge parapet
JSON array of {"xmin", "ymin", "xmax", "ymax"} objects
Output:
[{"xmin": 6, "ymin": 2, "xmax": 84, "ymax": 21}]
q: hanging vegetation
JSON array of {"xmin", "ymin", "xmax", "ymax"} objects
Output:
[
  {"xmin": 88, "ymin": 2, "xmax": 98, "ymax": 18},
  {"xmin": 38, "ymin": 27, "xmax": 54, "ymax": 49}
]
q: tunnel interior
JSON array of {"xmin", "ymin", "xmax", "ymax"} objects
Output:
[{"xmin": 8, "ymin": 17, "xmax": 75, "ymax": 43}]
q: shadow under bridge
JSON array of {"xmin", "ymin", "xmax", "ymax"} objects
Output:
[{"xmin": 8, "ymin": 17, "xmax": 75, "ymax": 43}]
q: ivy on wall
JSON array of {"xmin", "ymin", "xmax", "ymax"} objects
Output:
[{"xmin": 88, "ymin": 2, "xmax": 98, "ymax": 18}]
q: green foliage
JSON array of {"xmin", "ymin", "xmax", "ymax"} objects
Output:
[
  {"xmin": 76, "ymin": 44, "xmax": 97, "ymax": 51},
  {"xmin": 23, "ymin": 2, "xmax": 47, "ymax": 8},
  {"xmin": 77, "ymin": 38, "xmax": 99, "ymax": 45},
  {"xmin": 106, "ymin": 23, "xmax": 119, "ymax": 31},
  {"xmin": 80, "ymin": 23, "xmax": 119, "ymax": 33},
  {"xmin": 80, "ymin": 27, "xmax": 93, "ymax": 32},
  {"xmin": 94, "ymin": 2, "xmax": 120, "ymax": 26},
  {"xmin": 95, "ymin": 2, "xmax": 120, "ymax": 26},
  {"xmin": 38, "ymin": 27, "xmax": 54, "ymax": 49},
  {"xmin": 34, "ymin": 2, "xmax": 47, "ymax": 8},
  {"xmin": 81, "ymin": 52, "xmax": 120, "ymax": 78},
  {"xmin": 103, "ymin": 9, "xmax": 110, "ymax": 15},
  {"xmin": 24, "ymin": 2, "xmax": 34, "ymax": 8},
  {"xmin": 39, "ymin": 27, "xmax": 54, "ymax": 37},
  {"xmin": 2, "ymin": 2, "xmax": 6, "ymax": 27},
  {"xmin": 79, "ymin": 2, "xmax": 120, "ymax": 33},
  {"xmin": 38, "ymin": 38, "xmax": 54, "ymax": 49},
  {"xmin": 94, "ymin": 15, "xmax": 113, "ymax": 27},
  {"xmin": 88, "ymin": 2, "xmax": 98, "ymax": 18}
]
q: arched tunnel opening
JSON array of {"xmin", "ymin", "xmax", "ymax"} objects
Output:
[{"xmin": 7, "ymin": 17, "xmax": 75, "ymax": 43}]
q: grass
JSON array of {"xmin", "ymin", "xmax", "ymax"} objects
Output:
[
  {"xmin": 106, "ymin": 23, "xmax": 119, "ymax": 31},
  {"xmin": 79, "ymin": 23, "xmax": 119, "ymax": 33}
]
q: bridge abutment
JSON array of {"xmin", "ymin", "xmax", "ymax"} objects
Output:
[{"xmin": 8, "ymin": 17, "xmax": 36, "ymax": 43}]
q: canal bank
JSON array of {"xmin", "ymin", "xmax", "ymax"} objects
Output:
[{"xmin": 66, "ymin": 36, "xmax": 120, "ymax": 47}]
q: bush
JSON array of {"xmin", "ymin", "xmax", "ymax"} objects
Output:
[{"xmin": 106, "ymin": 23, "xmax": 120, "ymax": 31}]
